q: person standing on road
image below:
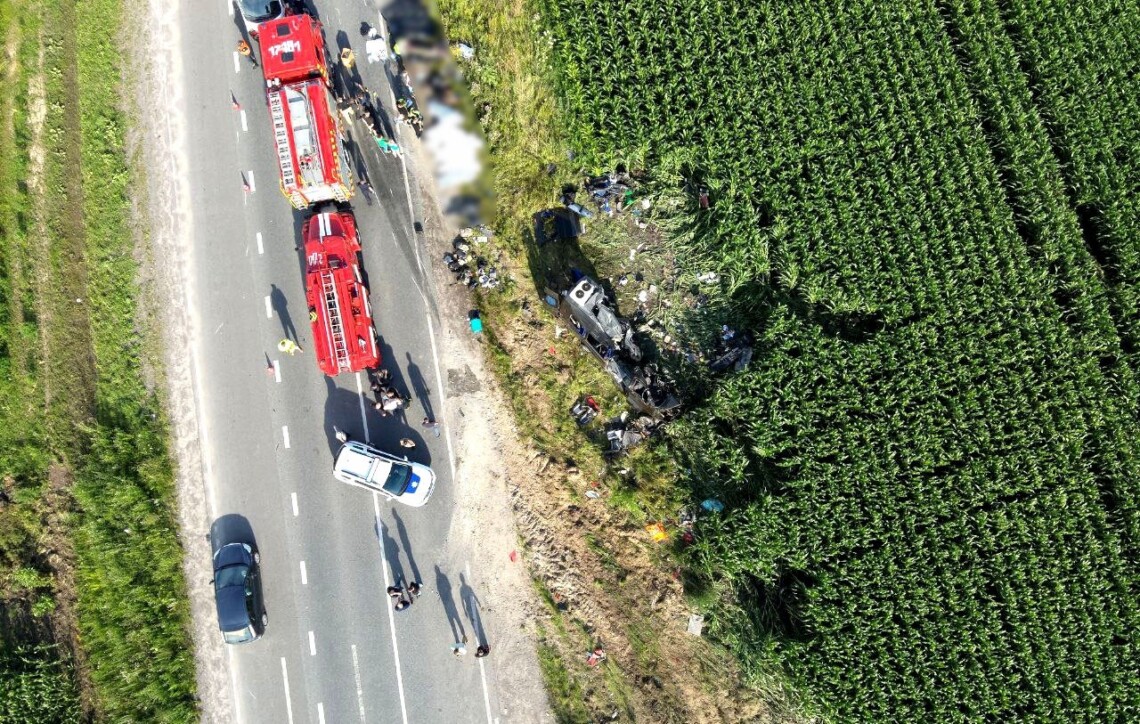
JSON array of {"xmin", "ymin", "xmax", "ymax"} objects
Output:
[
  {"xmin": 475, "ymin": 644, "xmax": 490, "ymax": 658},
  {"xmin": 237, "ymin": 39, "xmax": 257, "ymax": 67},
  {"xmin": 394, "ymin": 595, "xmax": 413, "ymax": 612},
  {"xmin": 358, "ymin": 179, "xmax": 374, "ymax": 205},
  {"xmin": 422, "ymin": 418, "xmax": 441, "ymax": 437},
  {"xmin": 277, "ymin": 338, "xmax": 302, "ymax": 355},
  {"xmin": 387, "ymin": 586, "xmax": 403, "ymax": 599},
  {"xmin": 451, "ymin": 636, "xmax": 468, "ymax": 657},
  {"xmin": 399, "ymin": 438, "xmax": 416, "ymax": 449},
  {"xmin": 407, "ymin": 581, "xmax": 422, "ymax": 596}
]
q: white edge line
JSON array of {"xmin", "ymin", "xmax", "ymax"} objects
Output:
[
  {"xmin": 465, "ymin": 559, "xmax": 493, "ymax": 722},
  {"xmin": 291, "ymin": 492, "xmax": 299, "ymax": 516},
  {"xmin": 478, "ymin": 657, "xmax": 494, "ymax": 724},
  {"xmin": 309, "ymin": 631, "xmax": 317, "ymax": 656},
  {"xmin": 375, "ymin": 495, "xmax": 410, "ymax": 724},
  {"xmin": 355, "ymin": 372, "xmax": 371, "ymax": 444},
  {"xmin": 299, "ymin": 560, "xmax": 307, "ymax": 585},
  {"xmin": 351, "ymin": 645, "xmax": 367, "ymax": 722},
  {"xmin": 280, "ymin": 658, "xmax": 295, "ymax": 724},
  {"xmin": 396, "ymin": 153, "xmax": 423, "ymax": 275},
  {"xmin": 226, "ymin": 648, "xmax": 241, "ymax": 724},
  {"xmin": 282, "ymin": 425, "xmax": 291, "ymax": 449},
  {"xmin": 425, "ymin": 315, "xmax": 457, "ymax": 480},
  {"xmin": 256, "ymin": 231, "xmax": 264, "ymax": 254},
  {"xmin": 265, "ymin": 295, "xmax": 273, "ymax": 318}
]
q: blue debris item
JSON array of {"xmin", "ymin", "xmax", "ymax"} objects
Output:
[
  {"xmin": 469, "ymin": 310, "xmax": 483, "ymax": 334},
  {"xmin": 700, "ymin": 499, "xmax": 724, "ymax": 513}
]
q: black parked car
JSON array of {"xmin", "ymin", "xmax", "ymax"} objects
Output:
[{"xmin": 212, "ymin": 542, "xmax": 267, "ymax": 644}]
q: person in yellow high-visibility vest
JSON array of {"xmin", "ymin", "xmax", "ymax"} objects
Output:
[
  {"xmin": 277, "ymin": 338, "xmax": 302, "ymax": 355},
  {"xmin": 339, "ymin": 48, "xmax": 355, "ymax": 70}
]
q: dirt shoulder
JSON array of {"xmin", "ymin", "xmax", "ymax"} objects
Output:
[{"xmin": 124, "ymin": 0, "xmax": 233, "ymax": 720}]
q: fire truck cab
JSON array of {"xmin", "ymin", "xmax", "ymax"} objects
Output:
[
  {"xmin": 258, "ymin": 14, "xmax": 354, "ymax": 208},
  {"xmin": 303, "ymin": 211, "xmax": 380, "ymax": 376}
]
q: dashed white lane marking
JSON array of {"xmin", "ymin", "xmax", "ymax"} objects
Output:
[
  {"xmin": 354, "ymin": 372, "xmax": 372, "ymax": 444},
  {"xmin": 425, "ymin": 315, "xmax": 458, "ymax": 481},
  {"xmin": 264, "ymin": 295, "xmax": 273, "ymax": 318},
  {"xmin": 375, "ymin": 495, "xmax": 410, "ymax": 724},
  {"xmin": 282, "ymin": 425, "xmax": 291, "ymax": 449},
  {"xmin": 240, "ymin": 109, "xmax": 248, "ymax": 132},
  {"xmin": 256, "ymin": 232, "xmax": 264, "ymax": 254},
  {"xmin": 317, "ymin": 703, "xmax": 326, "ymax": 724},
  {"xmin": 299, "ymin": 560, "xmax": 307, "ymax": 585},
  {"xmin": 274, "ymin": 359, "xmax": 281, "ymax": 383},
  {"xmin": 291, "ymin": 492, "xmax": 299, "ymax": 516},
  {"xmin": 227, "ymin": 0, "xmax": 233, "ymax": 17},
  {"xmin": 280, "ymin": 658, "xmax": 295, "ymax": 724},
  {"xmin": 248, "ymin": 170, "xmax": 256, "ymax": 193},
  {"xmin": 233, "ymin": 52, "xmax": 240, "ymax": 74},
  {"xmin": 309, "ymin": 631, "xmax": 317, "ymax": 656},
  {"xmin": 351, "ymin": 645, "xmax": 367, "ymax": 722}
]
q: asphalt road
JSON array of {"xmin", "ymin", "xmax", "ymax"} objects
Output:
[{"xmin": 179, "ymin": 2, "xmax": 503, "ymax": 722}]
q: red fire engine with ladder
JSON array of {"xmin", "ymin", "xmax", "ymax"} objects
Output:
[
  {"xmin": 258, "ymin": 14, "xmax": 354, "ymax": 209},
  {"xmin": 303, "ymin": 211, "xmax": 380, "ymax": 376}
]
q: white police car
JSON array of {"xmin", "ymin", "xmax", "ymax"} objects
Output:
[{"xmin": 332, "ymin": 441, "xmax": 436, "ymax": 507}]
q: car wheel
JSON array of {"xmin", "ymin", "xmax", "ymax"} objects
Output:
[
  {"xmin": 261, "ymin": 612, "xmax": 268, "ymax": 627},
  {"xmin": 253, "ymin": 551, "xmax": 260, "ymax": 564}
]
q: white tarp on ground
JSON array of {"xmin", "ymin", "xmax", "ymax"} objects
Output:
[{"xmin": 423, "ymin": 101, "xmax": 483, "ymax": 189}]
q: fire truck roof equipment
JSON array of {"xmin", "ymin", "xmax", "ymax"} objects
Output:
[
  {"xmin": 258, "ymin": 14, "xmax": 353, "ymax": 208},
  {"xmin": 303, "ymin": 211, "xmax": 380, "ymax": 376}
]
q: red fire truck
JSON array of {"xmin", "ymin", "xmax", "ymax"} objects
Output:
[
  {"xmin": 303, "ymin": 210, "xmax": 380, "ymax": 376},
  {"xmin": 258, "ymin": 14, "xmax": 354, "ymax": 208}
]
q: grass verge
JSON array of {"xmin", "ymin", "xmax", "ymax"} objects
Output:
[{"xmin": 0, "ymin": 0, "xmax": 197, "ymax": 719}]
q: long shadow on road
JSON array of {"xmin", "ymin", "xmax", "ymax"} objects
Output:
[
  {"xmin": 392, "ymin": 509, "xmax": 422, "ymax": 586},
  {"xmin": 404, "ymin": 351, "xmax": 433, "ymax": 421},
  {"xmin": 380, "ymin": 521, "xmax": 408, "ymax": 588},
  {"xmin": 270, "ymin": 283, "xmax": 299, "ymax": 342},
  {"xmin": 460, "ymin": 572, "xmax": 488, "ymax": 647},
  {"xmin": 435, "ymin": 565, "xmax": 465, "ymax": 643}
]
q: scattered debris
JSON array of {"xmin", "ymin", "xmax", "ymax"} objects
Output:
[{"xmin": 686, "ymin": 614, "xmax": 705, "ymax": 637}]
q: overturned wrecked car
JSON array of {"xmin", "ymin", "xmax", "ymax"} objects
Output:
[{"xmin": 545, "ymin": 276, "xmax": 680, "ymax": 420}]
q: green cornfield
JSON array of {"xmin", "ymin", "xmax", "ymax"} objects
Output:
[{"xmin": 540, "ymin": 0, "xmax": 1140, "ymax": 721}]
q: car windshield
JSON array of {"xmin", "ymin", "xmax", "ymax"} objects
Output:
[
  {"xmin": 382, "ymin": 462, "xmax": 411, "ymax": 496},
  {"xmin": 237, "ymin": 0, "xmax": 281, "ymax": 21},
  {"xmin": 223, "ymin": 627, "xmax": 255, "ymax": 645},
  {"xmin": 215, "ymin": 564, "xmax": 249, "ymax": 589}
]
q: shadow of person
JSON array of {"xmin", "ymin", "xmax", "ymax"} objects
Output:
[
  {"xmin": 392, "ymin": 509, "xmax": 422, "ymax": 586},
  {"xmin": 435, "ymin": 565, "xmax": 465, "ymax": 642},
  {"xmin": 270, "ymin": 283, "xmax": 299, "ymax": 342},
  {"xmin": 380, "ymin": 520, "xmax": 406, "ymax": 587},
  {"xmin": 404, "ymin": 352, "xmax": 433, "ymax": 421},
  {"xmin": 459, "ymin": 572, "xmax": 487, "ymax": 646}
]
